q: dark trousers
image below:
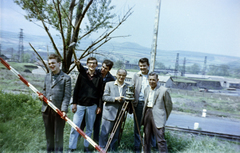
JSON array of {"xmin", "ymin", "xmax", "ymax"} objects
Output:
[
  {"xmin": 80, "ymin": 111, "xmax": 102, "ymax": 142},
  {"xmin": 134, "ymin": 101, "xmax": 144, "ymax": 148},
  {"xmin": 144, "ymin": 108, "xmax": 168, "ymax": 153},
  {"xmin": 42, "ymin": 107, "xmax": 65, "ymax": 153}
]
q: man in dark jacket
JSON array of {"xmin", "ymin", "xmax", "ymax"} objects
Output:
[
  {"xmin": 79, "ymin": 59, "xmax": 115, "ymax": 143},
  {"xmin": 68, "ymin": 57, "xmax": 103, "ymax": 152}
]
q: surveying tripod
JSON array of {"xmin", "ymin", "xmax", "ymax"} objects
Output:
[{"xmin": 104, "ymin": 85, "xmax": 143, "ymax": 152}]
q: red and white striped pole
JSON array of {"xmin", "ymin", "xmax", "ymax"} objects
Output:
[{"xmin": 0, "ymin": 58, "xmax": 106, "ymax": 153}]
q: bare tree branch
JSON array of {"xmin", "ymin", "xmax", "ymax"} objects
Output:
[
  {"xmin": 59, "ymin": 1, "xmax": 76, "ymax": 31},
  {"xmin": 29, "ymin": 43, "xmax": 49, "ymax": 73},
  {"xmin": 32, "ymin": 0, "xmax": 62, "ymax": 59},
  {"xmin": 53, "ymin": 0, "xmax": 66, "ymax": 67},
  {"xmin": 79, "ymin": 7, "xmax": 133, "ymax": 59}
]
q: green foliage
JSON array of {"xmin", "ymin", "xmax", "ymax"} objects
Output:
[
  {"xmin": 186, "ymin": 63, "xmax": 201, "ymax": 74},
  {"xmin": 0, "ymin": 91, "xmax": 45, "ymax": 152},
  {"xmin": 114, "ymin": 60, "xmax": 124, "ymax": 69},
  {"xmin": 1, "ymin": 92, "xmax": 239, "ymax": 152},
  {"xmin": 155, "ymin": 61, "xmax": 166, "ymax": 69},
  {"xmin": 208, "ymin": 64, "xmax": 230, "ymax": 76}
]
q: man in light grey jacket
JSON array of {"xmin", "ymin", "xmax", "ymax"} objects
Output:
[
  {"xmin": 141, "ymin": 72, "xmax": 172, "ymax": 153},
  {"xmin": 39, "ymin": 53, "xmax": 71, "ymax": 153},
  {"xmin": 99, "ymin": 69, "xmax": 128, "ymax": 151}
]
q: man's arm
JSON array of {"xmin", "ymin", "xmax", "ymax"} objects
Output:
[{"xmin": 163, "ymin": 89, "xmax": 172, "ymax": 120}]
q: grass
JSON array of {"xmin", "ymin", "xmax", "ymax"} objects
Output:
[{"xmin": 1, "ymin": 91, "xmax": 240, "ymax": 153}]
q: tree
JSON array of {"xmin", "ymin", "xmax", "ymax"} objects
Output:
[
  {"xmin": 155, "ymin": 61, "xmax": 165, "ymax": 69},
  {"xmin": 14, "ymin": 0, "xmax": 132, "ymax": 73},
  {"xmin": 187, "ymin": 63, "xmax": 201, "ymax": 74},
  {"xmin": 114, "ymin": 60, "xmax": 123, "ymax": 69},
  {"xmin": 208, "ymin": 64, "xmax": 230, "ymax": 76}
]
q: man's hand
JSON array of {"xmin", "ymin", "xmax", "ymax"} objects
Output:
[
  {"xmin": 38, "ymin": 95, "xmax": 44, "ymax": 101},
  {"xmin": 96, "ymin": 107, "xmax": 101, "ymax": 114},
  {"xmin": 74, "ymin": 60, "xmax": 80, "ymax": 67},
  {"xmin": 72, "ymin": 104, "xmax": 77, "ymax": 113},
  {"xmin": 61, "ymin": 111, "xmax": 67, "ymax": 119},
  {"xmin": 115, "ymin": 96, "xmax": 125, "ymax": 103}
]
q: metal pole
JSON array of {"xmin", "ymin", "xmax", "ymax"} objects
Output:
[
  {"xmin": 150, "ymin": 0, "xmax": 161, "ymax": 72},
  {"xmin": 0, "ymin": 57, "xmax": 105, "ymax": 153}
]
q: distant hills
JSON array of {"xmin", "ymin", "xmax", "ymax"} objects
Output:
[{"xmin": 1, "ymin": 30, "xmax": 240, "ymax": 68}]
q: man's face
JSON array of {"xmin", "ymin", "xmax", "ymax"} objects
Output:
[
  {"xmin": 139, "ymin": 62, "xmax": 149, "ymax": 75},
  {"xmin": 87, "ymin": 60, "xmax": 97, "ymax": 71},
  {"xmin": 116, "ymin": 70, "xmax": 127, "ymax": 84},
  {"xmin": 148, "ymin": 75, "xmax": 158, "ymax": 89},
  {"xmin": 101, "ymin": 63, "xmax": 110, "ymax": 75},
  {"xmin": 48, "ymin": 59, "xmax": 61, "ymax": 74}
]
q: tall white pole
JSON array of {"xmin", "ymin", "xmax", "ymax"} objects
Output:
[{"xmin": 150, "ymin": 0, "xmax": 161, "ymax": 72}]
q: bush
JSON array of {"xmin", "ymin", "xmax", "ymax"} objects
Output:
[{"xmin": 0, "ymin": 91, "xmax": 45, "ymax": 152}]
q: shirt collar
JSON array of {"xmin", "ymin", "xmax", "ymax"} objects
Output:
[
  {"xmin": 86, "ymin": 70, "xmax": 97, "ymax": 76},
  {"xmin": 52, "ymin": 70, "xmax": 61, "ymax": 76},
  {"xmin": 137, "ymin": 71, "xmax": 149, "ymax": 76},
  {"xmin": 114, "ymin": 80, "xmax": 126, "ymax": 87}
]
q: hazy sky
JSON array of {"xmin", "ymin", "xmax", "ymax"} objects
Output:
[{"xmin": 1, "ymin": 0, "xmax": 240, "ymax": 57}]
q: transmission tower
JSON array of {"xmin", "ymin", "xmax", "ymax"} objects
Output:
[
  {"xmin": 181, "ymin": 57, "xmax": 186, "ymax": 76},
  {"xmin": 174, "ymin": 53, "xmax": 179, "ymax": 77},
  {"xmin": 150, "ymin": 0, "xmax": 161, "ymax": 72},
  {"xmin": 202, "ymin": 56, "xmax": 207, "ymax": 76},
  {"xmin": 18, "ymin": 29, "xmax": 24, "ymax": 62}
]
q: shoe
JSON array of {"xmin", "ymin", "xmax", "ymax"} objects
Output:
[
  {"xmin": 68, "ymin": 148, "xmax": 75, "ymax": 152},
  {"xmin": 84, "ymin": 147, "xmax": 90, "ymax": 153}
]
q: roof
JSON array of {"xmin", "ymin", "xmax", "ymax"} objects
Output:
[{"xmin": 158, "ymin": 75, "xmax": 173, "ymax": 83}]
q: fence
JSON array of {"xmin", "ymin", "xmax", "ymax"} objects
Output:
[{"xmin": 169, "ymin": 89, "xmax": 239, "ymax": 103}]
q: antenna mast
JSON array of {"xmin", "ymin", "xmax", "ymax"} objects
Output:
[{"xmin": 150, "ymin": 0, "xmax": 161, "ymax": 72}]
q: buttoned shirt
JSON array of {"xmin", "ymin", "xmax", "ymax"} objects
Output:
[
  {"xmin": 114, "ymin": 80, "xmax": 126, "ymax": 96},
  {"xmin": 138, "ymin": 73, "xmax": 149, "ymax": 101},
  {"xmin": 147, "ymin": 87, "xmax": 157, "ymax": 107}
]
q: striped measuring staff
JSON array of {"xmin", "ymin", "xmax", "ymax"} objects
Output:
[{"xmin": 0, "ymin": 57, "xmax": 105, "ymax": 153}]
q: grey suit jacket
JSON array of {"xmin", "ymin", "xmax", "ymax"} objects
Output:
[
  {"xmin": 141, "ymin": 85, "xmax": 172, "ymax": 128},
  {"xmin": 102, "ymin": 81, "xmax": 128, "ymax": 121},
  {"xmin": 131, "ymin": 71, "xmax": 145, "ymax": 107},
  {"xmin": 41, "ymin": 70, "xmax": 71, "ymax": 113}
]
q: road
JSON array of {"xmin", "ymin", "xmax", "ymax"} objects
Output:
[{"xmin": 166, "ymin": 112, "xmax": 240, "ymax": 136}]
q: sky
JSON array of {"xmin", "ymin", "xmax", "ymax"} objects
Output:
[{"xmin": 1, "ymin": 0, "xmax": 240, "ymax": 57}]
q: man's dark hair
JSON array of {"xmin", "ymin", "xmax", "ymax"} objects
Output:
[
  {"xmin": 87, "ymin": 57, "xmax": 98, "ymax": 64},
  {"xmin": 138, "ymin": 58, "xmax": 149, "ymax": 66},
  {"xmin": 48, "ymin": 53, "xmax": 61, "ymax": 62},
  {"xmin": 148, "ymin": 72, "xmax": 158, "ymax": 80},
  {"xmin": 102, "ymin": 59, "xmax": 114, "ymax": 70}
]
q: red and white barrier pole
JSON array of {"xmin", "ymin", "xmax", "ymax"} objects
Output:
[{"xmin": 0, "ymin": 58, "xmax": 105, "ymax": 153}]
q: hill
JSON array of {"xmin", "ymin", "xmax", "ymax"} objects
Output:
[{"xmin": 1, "ymin": 30, "xmax": 240, "ymax": 69}]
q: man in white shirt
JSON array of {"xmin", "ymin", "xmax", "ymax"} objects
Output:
[
  {"xmin": 131, "ymin": 58, "xmax": 156, "ymax": 152},
  {"xmin": 141, "ymin": 72, "xmax": 172, "ymax": 153}
]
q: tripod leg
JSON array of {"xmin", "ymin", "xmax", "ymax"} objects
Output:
[{"xmin": 104, "ymin": 102, "xmax": 129, "ymax": 152}]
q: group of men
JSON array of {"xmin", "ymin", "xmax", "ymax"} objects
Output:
[{"xmin": 39, "ymin": 53, "xmax": 172, "ymax": 153}]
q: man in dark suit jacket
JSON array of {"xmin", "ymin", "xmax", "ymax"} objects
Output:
[
  {"xmin": 39, "ymin": 53, "xmax": 72, "ymax": 153},
  {"xmin": 79, "ymin": 59, "xmax": 115, "ymax": 143},
  {"xmin": 141, "ymin": 72, "xmax": 172, "ymax": 153},
  {"xmin": 99, "ymin": 69, "xmax": 128, "ymax": 151}
]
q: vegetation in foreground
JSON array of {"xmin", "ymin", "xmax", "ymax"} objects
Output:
[{"xmin": 0, "ymin": 92, "xmax": 239, "ymax": 153}]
